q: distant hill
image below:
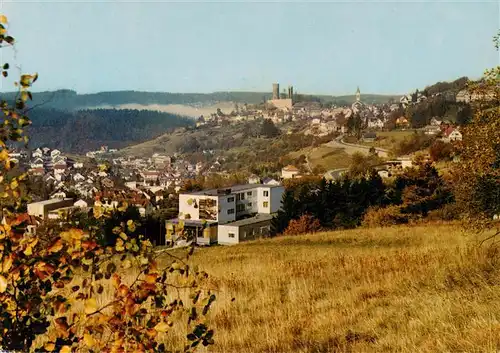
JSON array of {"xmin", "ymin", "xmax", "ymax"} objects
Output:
[
  {"xmin": 0, "ymin": 89, "xmax": 401, "ymax": 111},
  {"xmin": 25, "ymin": 108, "xmax": 193, "ymax": 153}
]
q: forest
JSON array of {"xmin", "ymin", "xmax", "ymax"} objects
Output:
[{"xmin": 25, "ymin": 108, "xmax": 193, "ymax": 152}]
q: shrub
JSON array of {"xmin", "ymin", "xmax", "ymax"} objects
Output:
[
  {"xmin": 429, "ymin": 140, "xmax": 454, "ymax": 162},
  {"xmin": 427, "ymin": 202, "xmax": 461, "ymax": 221},
  {"xmin": 362, "ymin": 206, "xmax": 409, "ymax": 228},
  {"xmin": 283, "ymin": 214, "xmax": 321, "ymax": 236}
]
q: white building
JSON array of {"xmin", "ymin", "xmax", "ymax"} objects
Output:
[
  {"xmin": 169, "ymin": 184, "xmax": 285, "ymax": 246},
  {"xmin": 281, "ymin": 165, "xmax": 300, "ymax": 179},
  {"xmin": 27, "ymin": 199, "xmax": 74, "ymax": 219}
]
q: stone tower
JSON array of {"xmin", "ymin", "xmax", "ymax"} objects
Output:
[{"xmin": 272, "ymin": 83, "xmax": 280, "ymax": 100}]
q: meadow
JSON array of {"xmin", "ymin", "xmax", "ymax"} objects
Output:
[{"xmin": 161, "ymin": 223, "xmax": 500, "ymax": 353}]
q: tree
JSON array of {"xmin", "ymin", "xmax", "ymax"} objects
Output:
[
  {"xmin": 283, "ymin": 214, "xmax": 321, "ymax": 236},
  {"xmin": 453, "ymin": 64, "xmax": 500, "ymax": 234},
  {"xmin": 260, "ymin": 119, "xmax": 280, "ymax": 138},
  {"xmin": 0, "ymin": 15, "xmax": 216, "ymax": 352},
  {"xmin": 429, "ymin": 140, "xmax": 454, "ymax": 162}
]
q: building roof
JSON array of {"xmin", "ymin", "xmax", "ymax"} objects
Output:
[
  {"xmin": 220, "ymin": 214, "xmax": 273, "ymax": 227},
  {"xmin": 183, "ymin": 183, "xmax": 282, "ymax": 196},
  {"xmin": 282, "ymin": 165, "xmax": 299, "ymax": 172},
  {"xmin": 28, "ymin": 198, "xmax": 73, "ymax": 206}
]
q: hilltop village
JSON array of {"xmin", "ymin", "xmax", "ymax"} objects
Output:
[{"xmin": 10, "ymin": 77, "xmax": 476, "ymax": 247}]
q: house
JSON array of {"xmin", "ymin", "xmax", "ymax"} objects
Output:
[
  {"xmin": 377, "ymin": 170, "xmax": 391, "ymax": 178},
  {"xmin": 423, "ymin": 125, "xmax": 441, "ymax": 135},
  {"xmin": 73, "ymin": 173, "xmax": 85, "ymax": 182},
  {"xmin": 248, "ymin": 174, "xmax": 261, "ymax": 184},
  {"xmin": 32, "ymin": 148, "xmax": 43, "ymax": 159},
  {"xmin": 30, "ymin": 157, "xmax": 44, "ymax": 169},
  {"xmin": 367, "ymin": 119, "xmax": 384, "ymax": 129},
  {"xmin": 73, "ymin": 162, "xmax": 84, "ymax": 169},
  {"xmin": 74, "ymin": 199, "xmax": 88, "ymax": 208},
  {"xmin": 50, "ymin": 149, "xmax": 61, "ymax": 159},
  {"xmin": 362, "ymin": 132, "xmax": 377, "ymax": 142},
  {"xmin": 430, "ymin": 117, "xmax": 442, "ymax": 126},
  {"xmin": 395, "ymin": 116, "xmax": 410, "ymax": 128},
  {"xmin": 442, "ymin": 127, "xmax": 462, "ymax": 143},
  {"xmin": 262, "ymin": 177, "xmax": 280, "ymax": 186},
  {"xmin": 178, "ymin": 184, "xmax": 284, "ymax": 225},
  {"xmin": 170, "ymin": 184, "xmax": 285, "ymax": 246},
  {"xmin": 281, "ymin": 165, "xmax": 300, "ymax": 179},
  {"xmin": 27, "ymin": 198, "xmax": 74, "ymax": 219},
  {"xmin": 218, "ymin": 214, "xmax": 273, "ymax": 245}
]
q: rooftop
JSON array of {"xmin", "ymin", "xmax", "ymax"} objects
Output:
[
  {"xmin": 182, "ymin": 183, "xmax": 282, "ymax": 196},
  {"xmin": 221, "ymin": 214, "xmax": 273, "ymax": 227},
  {"xmin": 28, "ymin": 198, "xmax": 73, "ymax": 206}
]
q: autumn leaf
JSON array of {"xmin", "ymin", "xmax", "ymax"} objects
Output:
[
  {"xmin": 44, "ymin": 342, "xmax": 56, "ymax": 351},
  {"xmin": 154, "ymin": 321, "xmax": 170, "ymax": 332},
  {"xmin": 2, "ymin": 254, "xmax": 13, "ymax": 273},
  {"xmin": 24, "ymin": 245, "xmax": 33, "ymax": 256},
  {"xmin": 83, "ymin": 333, "xmax": 96, "ymax": 347},
  {"xmin": 0, "ymin": 15, "xmax": 8, "ymax": 24},
  {"xmin": 84, "ymin": 297, "xmax": 98, "ymax": 315},
  {"xmin": 122, "ymin": 259, "xmax": 132, "ymax": 269},
  {"xmin": 0, "ymin": 275, "xmax": 7, "ymax": 293},
  {"xmin": 112, "ymin": 273, "xmax": 121, "ymax": 288},
  {"xmin": 145, "ymin": 273, "xmax": 157, "ymax": 284},
  {"xmin": 47, "ymin": 238, "xmax": 63, "ymax": 254},
  {"xmin": 60, "ymin": 346, "xmax": 72, "ymax": 353}
]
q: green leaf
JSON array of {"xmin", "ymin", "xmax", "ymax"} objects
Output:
[{"xmin": 2, "ymin": 63, "xmax": 9, "ymax": 70}]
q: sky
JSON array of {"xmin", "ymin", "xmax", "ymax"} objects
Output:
[{"xmin": 0, "ymin": 0, "xmax": 499, "ymax": 95}]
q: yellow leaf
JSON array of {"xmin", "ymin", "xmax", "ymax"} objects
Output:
[
  {"xmin": 0, "ymin": 275, "xmax": 7, "ymax": 293},
  {"xmin": 122, "ymin": 259, "xmax": 131, "ymax": 269},
  {"xmin": 48, "ymin": 238, "xmax": 63, "ymax": 254},
  {"xmin": 10, "ymin": 179, "xmax": 18, "ymax": 189},
  {"xmin": 2, "ymin": 255, "xmax": 13, "ymax": 273},
  {"xmin": 154, "ymin": 321, "xmax": 170, "ymax": 332},
  {"xmin": 44, "ymin": 342, "xmax": 56, "ymax": 352},
  {"xmin": 0, "ymin": 15, "xmax": 7, "ymax": 24},
  {"xmin": 60, "ymin": 346, "xmax": 72, "ymax": 353},
  {"xmin": 119, "ymin": 232, "xmax": 127, "ymax": 241},
  {"xmin": 83, "ymin": 333, "xmax": 96, "ymax": 347},
  {"xmin": 84, "ymin": 298, "xmax": 98, "ymax": 315},
  {"xmin": 24, "ymin": 245, "xmax": 33, "ymax": 256}
]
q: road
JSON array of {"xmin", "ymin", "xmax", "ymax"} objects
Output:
[{"xmin": 326, "ymin": 135, "xmax": 389, "ymax": 158}]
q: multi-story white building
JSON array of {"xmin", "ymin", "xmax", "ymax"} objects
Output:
[
  {"xmin": 168, "ymin": 184, "xmax": 284, "ymax": 246},
  {"xmin": 178, "ymin": 184, "xmax": 284, "ymax": 224}
]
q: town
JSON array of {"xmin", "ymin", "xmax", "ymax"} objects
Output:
[{"xmin": 15, "ymin": 81, "xmax": 471, "ymax": 248}]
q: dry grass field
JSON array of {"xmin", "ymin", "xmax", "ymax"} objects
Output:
[
  {"xmin": 358, "ymin": 130, "xmax": 416, "ymax": 150},
  {"xmin": 289, "ymin": 145, "xmax": 352, "ymax": 171},
  {"xmin": 165, "ymin": 223, "xmax": 500, "ymax": 353}
]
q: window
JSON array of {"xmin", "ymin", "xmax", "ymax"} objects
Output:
[
  {"xmin": 227, "ymin": 208, "xmax": 235, "ymax": 215},
  {"xmin": 263, "ymin": 190, "xmax": 269, "ymax": 197},
  {"xmin": 236, "ymin": 194, "xmax": 240, "ymax": 201},
  {"xmin": 247, "ymin": 202, "xmax": 252, "ymax": 208},
  {"xmin": 236, "ymin": 204, "xmax": 245, "ymax": 212},
  {"xmin": 240, "ymin": 192, "xmax": 245, "ymax": 200},
  {"xmin": 263, "ymin": 201, "xmax": 269, "ymax": 208},
  {"xmin": 247, "ymin": 191, "xmax": 253, "ymax": 196},
  {"xmin": 227, "ymin": 197, "xmax": 235, "ymax": 202},
  {"xmin": 228, "ymin": 233, "xmax": 235, "ymax": 238}
]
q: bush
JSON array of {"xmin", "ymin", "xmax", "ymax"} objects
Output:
[
  {"xmin": 283, "ymin": 214, "xmax": 321, "ymax": 236},
  {"xmin": 427, "ymin": 202, "xmax": 461, "ymax": 221},
  {"xmin": 362, "ymin": 206, "xmax": 409, "ymax": 228},
  {"xmin": 429, "ymin": 140, "xmax": 454, "ymax": 162}
]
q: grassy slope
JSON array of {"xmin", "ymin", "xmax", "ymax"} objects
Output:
[
  {"xmin": 354, "ymin": 130, "xmax": 417, "ymax": 151},
  {"xmin": 289, "ymin": 145, "xmax": 352, "ymax": 170},
  {"xmin": 166, "ymin": 224, "xmax": 500, "ymax": 353}
]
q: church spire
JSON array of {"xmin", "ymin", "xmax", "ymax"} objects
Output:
[{"xmin": 356, "ymin": 86, "xmax": 361, "ymax": 102}]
